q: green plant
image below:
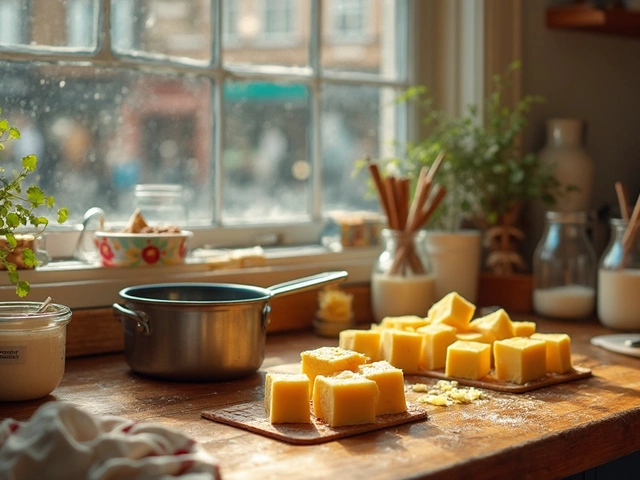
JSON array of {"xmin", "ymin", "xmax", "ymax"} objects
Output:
[
  {"xmin": 389, "ymin": 61, "xmax": 560, "ymax": 231},
  {"xmin": 0, "ymin": 107, "xmax": 69, "ymax": 297}
]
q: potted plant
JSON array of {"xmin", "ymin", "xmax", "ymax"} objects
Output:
[
  {"xmin": 376, "ymin": 62, "xmax": 561, "ymax": 312},
  {"xmin": 0, "ymin": 107, "xmax": 68, "ymax": 297}
]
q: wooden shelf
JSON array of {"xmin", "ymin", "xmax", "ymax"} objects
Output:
[{"xmin": 547, "ymin": 5, "xmax": 640, "ymax": 38}]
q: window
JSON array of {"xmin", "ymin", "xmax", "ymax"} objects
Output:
[
  {"xmin": 0, "ymin": 0, "xmax": 517, "ymax": 309},
  {"xmin": 262, "ymin": 0, "xmax": 296, "ymax": 42},
  {"xmin": 222, "ymin": 0, "xmax": 239, "ymax": 43},
  {"xmin": 0, "ymin": 0, "xmax": 410, "ymax": 246},
  {"xmin": 0, "ymin": 0, "xmax": 25, "ymax": 46},
  {"xmin": 327, "ymin": 0, "xmax": 369, "ymax": 42}
]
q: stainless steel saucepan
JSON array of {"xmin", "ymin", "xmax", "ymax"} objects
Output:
[{"xmin": 112, "ymin": 270, "xmax": 347, "ymax": 381}]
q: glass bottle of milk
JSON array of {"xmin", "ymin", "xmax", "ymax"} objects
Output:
[
  {"xmin": 371, "ymin": 229, "xmax": 435, "ymax": 323},
  {"xmin": 598, "ymin": 218, "xmax": 640, "ymax": 330},
  {"xmin": 532, "ymin": 211, "xmax": 597, "ymax": 320}
]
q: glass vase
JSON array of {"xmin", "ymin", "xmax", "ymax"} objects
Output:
[
  {"xmin": 370, "ymin": 229, "xmax": 435, "ymax": 323},
  {"xmin": 598, "ymin": 218, "xmax": 640, "ymax": 330}
]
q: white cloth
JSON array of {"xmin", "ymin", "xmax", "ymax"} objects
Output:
[{"xmin": 0, "ymin": 402, "xmax": 220, "ymax": 480}]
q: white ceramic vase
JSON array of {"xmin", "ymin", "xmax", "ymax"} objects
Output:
[
  {"xmin": 425, "ymin": 229, "xmax": 482, "ymax": 304},
  {"xmin": 538, "ymin": 119, "xmax": 594, "ymax": 212}
]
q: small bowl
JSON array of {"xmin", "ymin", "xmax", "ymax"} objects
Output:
[{"xmin": 93, "ymin": 230, "xmax": 193, "ymax": 267}]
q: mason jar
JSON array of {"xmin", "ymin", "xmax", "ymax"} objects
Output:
[
  {"xmin": 370, "ymin": 229, "xmax": 435, "ymax": 323},
  {"xmin": 0, "ymin": 302, "xmax": 72, "ymax": 401},
  {"xmin": 532, "ymin": 211, "xmax": 597, "ymax": 320},
  {"xmin": 134, "ymin": 184, "xmax": 187, "ymax": 226},
  {"xmin": 598, "ymin": 218, "xmax": 640, "ymax": 330}
]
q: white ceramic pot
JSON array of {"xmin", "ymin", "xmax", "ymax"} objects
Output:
[{"xmin": 425, "ymin": 229, "xmax": 482, "ymax": 304}]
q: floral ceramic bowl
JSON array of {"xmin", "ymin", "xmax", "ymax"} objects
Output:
[{"xmin": 93, "ymin": 230, "xmax": 193, "ymax": 267}]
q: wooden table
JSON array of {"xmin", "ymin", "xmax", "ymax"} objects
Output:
[{"xmin": 2, "ymin": 316, "xmax": 640, "ymax": 479}]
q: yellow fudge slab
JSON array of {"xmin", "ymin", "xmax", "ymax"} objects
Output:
[
  {"xmin": 380, "ymin": 315, "xmax": 430, "ymax": 331},
  {"xmin": 512, "ymin": 321, "xmax": 537, "ymax": 337},
  {"xmin": 301, "ymin": 347, "xmax": 367, "ymax": 398},
  {"xmin": 379, "ymin": 329, "xmax": 423, "ymax": 374},
  {"xmin": 358, "ymin": 361, "xmax": 407, "ymax": 415},
  {"xmin": 531, "ymin": 333, "xmax": 573, "ymax": 374},
  {"xmin": 264, "ymin": 373, "xmax": 311, "ymax": 424},
  {"xmin": 493, "ymin": 337, "xmax": 547, "ymax": 384},
  {"xmin": 469, "ymin": 308, "xmax": 515, "ymax": 341},
  {"xmin": 445, "ymin": 340, "xmax": 491, "ymax": 380},
  {"xmin": 339, "ymin": 329, "xmax": 382, "ymax": 362},
  {"xmin": 417, "ymin": 323, "xmax": 458, "ymax": 371},
  {"xmin": 312, "ymin": 371, "xmax": 378, "ymax": 427},
  {"xmin": 427, "ymin": 292, "xmax": 476, "ymax": 331}
]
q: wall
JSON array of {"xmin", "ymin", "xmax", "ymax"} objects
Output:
[{"xmin": 520, "ymin": 1, "xmax": 640, "ymax": 258}]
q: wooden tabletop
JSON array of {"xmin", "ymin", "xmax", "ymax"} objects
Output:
[{"xmin": 2, "ymin": 316, "xmax": 640, "ymax": 480}]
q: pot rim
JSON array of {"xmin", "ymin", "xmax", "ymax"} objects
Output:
[{"xmin": 118, "ymin": 282, "xmax": 272, "ymax": 305}]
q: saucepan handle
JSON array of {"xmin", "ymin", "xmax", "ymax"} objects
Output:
[
  {"xmin": 267, "ymin": 270, "xmax": 348, "ymax": 298},
  {"xmin": 112, "ymin": 303, "xmax": 151, "ymax": 335}
]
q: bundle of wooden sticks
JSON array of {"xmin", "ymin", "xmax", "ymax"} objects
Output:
[
  {"xmin": 615, "ymin": 181, "xmax": 640, "ymax": 253},
  {"xmin": 367, "ymin": 152, "xmax": 447, "ymax": 276}
]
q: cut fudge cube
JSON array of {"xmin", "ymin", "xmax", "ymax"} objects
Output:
[
  {"xmin": 380, "ymin": 315, "xmax": 430, "ymax": 331},
  {"xmin": 427, "ymin": 292, "xmax": 476, "ymax": 331},
  {"xmin": 339, "ymin": 329, "xmax": 382, "ymax": 362},
  {"xmin": 455, "ymin": 331, "xmax": 492, "ymax": 343},
  {"xmin": 445, "ymin": 340, "xmax": 491, "ymax": 380},
  {"xmin": 530, "ymin": 333, "xmax": 572, "ymax": 374},
  {"xmin": 312, "ymin": 371, "xmax": 378, "ymax": 427},
  {"xmin": 494, "ymin": 337, "xmax": 547, "ymax": 384},
  {"xmin": 379, "ymin": 329, "xmax": 423, "ymax": 374},
  {"xmin": 264, "ymin": 373, "xmax": 311, "ymax": 424},
  {"xmin": 417, "ymin": 323, "xmax": 458, "ymax": 371},
  {"xmin": 512, "ymin": 321, "xmax": 537, "ymax": 337},
  {"xmin": 358, "ymin": 361, "xmax": 407, "ymax": 415},
  {"xmin": 469, "ymin": 308, "xmax": 515, "ymax": 341},
  {"xmin": 301, "ymin": 346, "xmax": 367, "ymax": 397}
]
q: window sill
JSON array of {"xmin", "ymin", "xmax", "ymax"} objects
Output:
[{"xmin": 0, "ymin": 244, "xmax": 379, "ymax": 309}]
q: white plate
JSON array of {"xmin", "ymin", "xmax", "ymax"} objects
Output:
[{"xmin": 590, "ymin": 334, "xmax": 640, "ymax": 358}]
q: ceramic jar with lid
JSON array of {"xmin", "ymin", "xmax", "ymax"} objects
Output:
[
  {"xmin": 532, "ymin": 211, "xmax": 597, "ymax": 320},
  {"xmin": 598, "ymin": 218, "xmax": 640, "ymax": 330},
  {"xmin": 370, "ymin": 229, "xmax": 435, "ymax": 323},
  {"xmin": 0, "ymin": 301, "xmax": 72, "ymax": 401}
]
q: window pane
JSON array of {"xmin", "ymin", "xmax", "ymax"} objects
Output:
[
  {"xmin": 322, "ymin": 0, "xmax": 404, "ymax": 79},
  {"xmin": 223, "ymin": 80, "xmax": 310, "ymax": 223},
  {"xmin": 111, "ymin": 0, "xmax": 212, "ymax": 64},
  {"xmin": 223, "ymin": 0, "xmax": 310, "ymax": 68},
  {"xmin": 0, "ymin": 0, "xmax": 98, "ymax": 51},
  {"xmin": 321, "ymin": 84, "xmax": 399, "ymax": 214},
  {"xmin": 0, "ymin": 61, "xmax": 213, "ymax": 226}
]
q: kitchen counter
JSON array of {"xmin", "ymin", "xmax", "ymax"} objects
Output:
[{"xmin": 2, "ymin": 316, "xmax": 640, "ymax": 480}]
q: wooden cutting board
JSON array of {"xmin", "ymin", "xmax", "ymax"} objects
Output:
[
  {"xmin": 408, "ymin": 365, "xmax": 593, "ymax": 393},
  {"xmin": 201, "ymin": 402, "xmax": 427, "ymax": 445},
  {"xmin": 266, "ymin": 362, "xmax": 593, "ymax": 393}
]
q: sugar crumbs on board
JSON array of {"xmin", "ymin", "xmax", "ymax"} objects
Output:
[{"xmin": 411, "ymin": 380, "xmax": 488, "ymax": 407}]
